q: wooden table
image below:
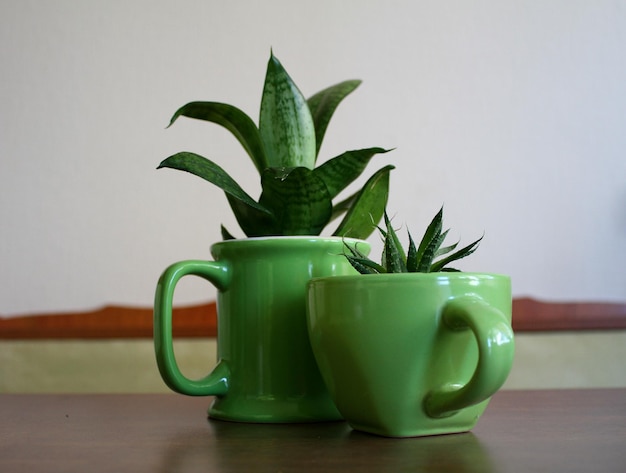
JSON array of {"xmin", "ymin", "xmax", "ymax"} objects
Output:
[{"xmin": 1, "ymin": 389, "xmax": 624, "ymax": 472}]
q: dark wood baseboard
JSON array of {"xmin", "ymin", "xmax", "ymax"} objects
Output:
[
  {"xmin": 0, "ymin": 303, "xmax": 217, "ymax": 340},
  {"xmin": 511, "ymin": 298, "xmax": 626, "ymax": 332},
  {"xmin": 1, "ymin": 298, "xmax": 625, "ymax": 339}
]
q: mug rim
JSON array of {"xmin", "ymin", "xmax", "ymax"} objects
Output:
[
  {"xmin": 211, "ymin": 235, "xmax": 369, "ymax": 247},
  {"xmin": 213, "ymin": 235, "xmax": 367, "ymax": 241}
]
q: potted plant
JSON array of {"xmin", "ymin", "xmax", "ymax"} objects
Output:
[
  {"xmin": 306, "ymin": 208, "xmax": 515, "ymax": 436},
  {"xmin": 158, "ymin": 52, "xmax": 393, "ymax": 239},
  {"xmin": 153, "ymin": 51, "xmax": 394, "ymax": 423}
]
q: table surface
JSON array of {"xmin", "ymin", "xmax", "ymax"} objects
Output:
[{"xmin": 1, "ymin": 389, "xmax": 625, "ymax": 473}]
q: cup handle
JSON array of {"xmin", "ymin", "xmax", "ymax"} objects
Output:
[
  {"xmin": 424, "ymin": 295, "xmax": 515, "ymax": 418},
  {"xmin": 153, "ymin": 260, "xmax": 231, "ymax": 396}
]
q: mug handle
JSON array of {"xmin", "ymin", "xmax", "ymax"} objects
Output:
[
  {"xmin": 153, "ymin": 260, "xmax": 231, "ymax": 396},
  {"xmin": 424, "ymin": 295, "xmax": 515, "ymax": 418}
]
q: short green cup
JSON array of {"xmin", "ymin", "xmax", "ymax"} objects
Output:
[{"xmin": 306, "ymin": 273, "xmax": 514, "ymax": 437}]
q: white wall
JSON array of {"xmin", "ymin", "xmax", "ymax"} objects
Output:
[{"xmin": 1, "ymin": 0, "xmax": 625, "ymax": 316}]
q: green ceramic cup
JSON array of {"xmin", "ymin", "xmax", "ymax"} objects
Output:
[
  {"xmin": 154, "ymin": 236, "xmax": 369, "ymax": 423},
  {"xmin": 306, "ymin": 273, "xmax": 514, "ymax": 437}
]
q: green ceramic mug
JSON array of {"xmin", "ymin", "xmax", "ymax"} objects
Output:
[
  {"xmin": 154, "ymin": 236, "xmax": 369, "ymax": 423},
  {"xmin": 306, "ymin": 273, "xmax": 515, "ymax": 437}
]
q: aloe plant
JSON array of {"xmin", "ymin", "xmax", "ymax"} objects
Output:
[
  {"xmin": 344, "ymin": 207, "xmax": 483, "ymax": 274},
  {"xmin": 158, "ymin": 52, "xmax": 394, "ymax": 239}
]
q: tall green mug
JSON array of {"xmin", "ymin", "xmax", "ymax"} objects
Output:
[
  {"xmin": 307, "ymin": 273, "xmax": 515, "ymax": 437},
  {"xmin": 154, "ymin": 236, "xmax": 369, "ymax": 423}
]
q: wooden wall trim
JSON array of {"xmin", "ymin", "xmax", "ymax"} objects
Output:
[
  {"xmin": 0, "ymin": 304, "xmax": 217, "ymax": 339},
  {"xmin": 511, "ymin": 297, "xmax": 626, "ymax": 332},
  {"xmin": 1, "ymin": 298, "xmax": 625, "ymax": 339}
]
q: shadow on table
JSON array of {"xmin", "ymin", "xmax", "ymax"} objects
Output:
[{"xmin": 158, "ymin": 419, "xmax": 497, "ymax": 472}]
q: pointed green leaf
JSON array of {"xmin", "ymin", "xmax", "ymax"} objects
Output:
[
  {"xmin": 415, "ymin": 207, "xmax": 444, "ymax": 270},
  {"xmin": 418, "ymin": 229, "xmax": 448, "ymax": 272},
  {"xmin": 158, "ymin": 152, "xmax": 271, "ymax": 215},
  {"xmin": 259, "ymin": 53, "xmax": 316, "ymax": 169},
  {"xmin": 343, "ymin": 240, "xmax": 371, "ymax": 260},
  {"xmin": 367, "ymin": 223, "xmax": 387, "ymax": 266},
  {"xmin": 406, "ymin": 230, "xmax": 418, "ymax": 272},
  {"xmin": 384, "ymin": 212, "xmax": 406, "ymax": 265},
  {"xmin": 329, "ymin": 190, "xmax": 358, "ymax": 222},
  {"xmin": 431, "ymin": 235, "xmax": 483, "ymax": 272},
  {"xmin": 259, "ymin": 167, "xmax": 332, "ymax": 235},
  {"xmin": 225, "ymin": 194, "xmax": 279, "ymax": 237},
  {"xmin": 221, "ymin": 225, "xmax": 236, "ymax": 240},
  {"xmin": 435, "ymin": 240, "xmax": 459, "ymax": 258},
  {"xmin": 314, "ymin": 147, "xmax": 391, "ymax": 199},
  {"xmin": 384, "ymin": 238, "xmax": 407, "ymax": 273},
  {"xmin": 333, "ymin": 165, "xmax": 394, "ymax": 239},
  {"xmin": 307, "ymin": 79, "xmax": 361, "ymax": 157},
  {"xmin": 342, "ymin": 239, "xmax": 383, "ymax": 273},
  {"xmin": 383, "ymin": 213, "xmax": 407, "ymax": 273},
  {"xmin": 168, "ymin": 102, "xmax": 267, "ymax": 173},
  {"xmin": 377, "ymin": 223, "xmax": 391, "ymax": 269},
  {"xmin": 376, "ymin": 224, "xmax": 387, "ymax": 238},
  {"xmin": 345, "ymin": 255, "xmax": 386, "ymax": 274}
]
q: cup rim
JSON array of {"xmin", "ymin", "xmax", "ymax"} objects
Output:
[{"xmin": 309, "ymin": 272, "xmax": 510, "ymax": 286}]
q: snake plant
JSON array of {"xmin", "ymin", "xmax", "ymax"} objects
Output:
[
  {"xmin": 344, "ymin": 207, "xmax": 483, "ymax": 274},
  {"xmin": 158, "ymin": 52, "xmax": 394, "ymax": 239}
]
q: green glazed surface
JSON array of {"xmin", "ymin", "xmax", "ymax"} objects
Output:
[
  {"xmin": 154, "ymin": 237, "xmax": 370, "ymax": 423},
  {"xmin": 306, "ymin": 273, "xmax": 514, "ymax": 437}
]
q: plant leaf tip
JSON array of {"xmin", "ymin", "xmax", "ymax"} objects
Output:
[{"xmin": 345, "ymin": 206, "xmax": 483, "ymax": 274}]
